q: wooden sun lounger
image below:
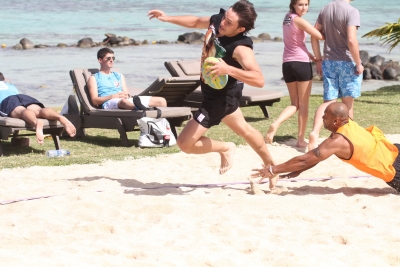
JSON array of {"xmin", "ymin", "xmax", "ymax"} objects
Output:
[
  {"xmin": 0, "ymin": 117, "xmax": 64, "ymax": 156},
  {"xmin": 67, "ymin": 68, "xmax": 198, "ymax": 146}
]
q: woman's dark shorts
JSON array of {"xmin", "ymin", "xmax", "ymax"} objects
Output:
[
  {"xmin": 0, "ymin": 94, "xmax": 44, "ymax": 117},
  {"xmin": 387, "ymin": 143, "xmax": 400, "ymax": 192},
  {"xmin": 282, "ymin": 61, "xmax": 313, "ymax": 83}
]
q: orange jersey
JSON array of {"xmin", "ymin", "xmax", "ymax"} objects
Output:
[{"xmin": 335, "ymin": 120, "xmax": 398, "ymax": 182}]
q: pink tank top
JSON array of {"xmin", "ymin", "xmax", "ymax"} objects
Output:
[{"xmin": 282, "ymin": 13, "xmax": 310, "ymax": 63}]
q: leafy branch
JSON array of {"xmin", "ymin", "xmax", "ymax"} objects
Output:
[{"xmin": 362, "ymin": 18, "xmax": 400, "ymax": 52}]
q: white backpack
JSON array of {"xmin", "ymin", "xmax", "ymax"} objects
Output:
[{"xmin": 137, "ymin": 117, "xmax": 177, "ymax": 148}]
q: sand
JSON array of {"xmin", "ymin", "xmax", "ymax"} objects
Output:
[{"xmin": 1, "ymin": 135, "xmax": 400, "ymax": 266}]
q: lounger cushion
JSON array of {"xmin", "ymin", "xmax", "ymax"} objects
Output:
[
  {"xmin": 0, "ymin": 117, "xmax": 62, "ymax": 128},
  {"xmin": 184, "ymin": 88, "xmax": 283, "ymax": 103},
  {"xmin": 88, "ymin": 106, "xmax": 192, "ymax": 118},
  {"xmin": 178, "ymin": 60, "xmax": 201, "ymax": 76}
]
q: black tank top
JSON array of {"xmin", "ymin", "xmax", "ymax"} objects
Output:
[{"xmin": 200, "ymin": 8, "xmax": 253, "ymax": 100}]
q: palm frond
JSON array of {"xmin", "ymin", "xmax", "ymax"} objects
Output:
[{"xmin": 362, "ymin": 18, "xmax": 400, "ymax": 52}]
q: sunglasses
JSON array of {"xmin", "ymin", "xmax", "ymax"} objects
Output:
[{"xmin": 104, "ymin": 56, "xmax": 115, "ymax": 61}]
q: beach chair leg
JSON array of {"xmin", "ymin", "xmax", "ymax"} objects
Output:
[
  {"xmin": 171, "ymin": 126, "xmax": 178, "ymax": 140},
  {"xmin": 259, "ymin": 105, "xmax": 270, "ymax": 119},
  {"xmin": 115, "ymin": 118, "xmax": 129, "ymax": 146},
  {"xmin": 51, "ymin": 134, "xmax": 61, "ymax": 150},
  {"xmin": 12, "ymin": 130, "xmax": 20, "ymax": 138},
  {"xmin": 167, "ymin": 118, "xmax": 185, "ymax": 139},
  {"xmin": 0, "ymin": 140, "xmax": 3, "ymax": 157}
]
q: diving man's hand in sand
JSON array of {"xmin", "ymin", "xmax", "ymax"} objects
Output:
[
  {"xmin": 252, "ymin": 165, "xmax": 303, "ymax": 190},
  {"xmin": 251, "ymin": 164, "xmax": 279, "ymax": 190}
]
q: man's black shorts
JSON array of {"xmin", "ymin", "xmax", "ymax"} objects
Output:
[
  {"xmin": 193, "ymin": 97, "xmax": 240, "ymax": 128},
  {"xmin": 282, "ymin": 61, "xmax": 313, "ymax": 83},
  {"xmin": 387, "ymin": 143, "xmax": 400, "ymax": 192},
  {"xmin": 0, "ymin": 94, "xmax": 44, "ymax": 117}
]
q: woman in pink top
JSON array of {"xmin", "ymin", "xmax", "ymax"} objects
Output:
[{"xmin": 265, "ymin": 0, "xmax": 324, "ymax": 148}]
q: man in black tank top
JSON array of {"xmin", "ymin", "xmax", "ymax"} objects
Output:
[{"xmin": 148, "ymin": 0, "xmax": 275, "ymax": 177}]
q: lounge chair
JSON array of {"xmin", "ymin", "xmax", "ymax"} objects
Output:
[
  {"xmin": 164, "ymin": 59, "xmax": 284, "ymax": 118},
  {"xmin": 0, "ymin": 78, "xmax": 66, "ymax": 156},
  {"xmin": 67, "ymin": 68, "xmax": 198, "ymax": 146},
  {"xmin": 0, "ymin": 117, "xmax": 64, "ymax": 156}
]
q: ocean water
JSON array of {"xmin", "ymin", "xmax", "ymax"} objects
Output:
[{"xmin": 1, "ymin": 0, "xmax": 399, "ymax": 106}]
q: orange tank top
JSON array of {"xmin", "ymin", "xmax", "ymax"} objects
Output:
[{"xmin": 336, "ymin": 120, "xmax": 398, "ymax": 182}]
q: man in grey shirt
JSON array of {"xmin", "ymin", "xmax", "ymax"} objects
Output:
[{"xmin": 308, "ymin": 0, "xmax": 364, "ymax": 151}]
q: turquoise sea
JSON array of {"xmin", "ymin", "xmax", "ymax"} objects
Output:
[{"xmin": 1, "ymin": 0, "xmax": 399, "ymax": 106}]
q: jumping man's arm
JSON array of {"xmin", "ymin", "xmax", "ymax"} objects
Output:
[{"xmin": 148, "ymin": 10, "xmax": 210, "ymax": 29}]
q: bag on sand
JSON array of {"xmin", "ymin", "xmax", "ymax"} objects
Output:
[{"xmin": 137, "ymin": 117, "xmax": 177, "ymax": 148}]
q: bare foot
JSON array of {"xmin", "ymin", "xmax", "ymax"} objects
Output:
[
  {"xmin": 296, "ymin": 140, "xmax": 308, "ymax": 148},
  {"xmin": 248, "ymin": 178, "xmax": 266, "ymax": 195},
  {"xmin": 308, "ymin": 132, "xmax": 319, "ymax": 151},
  {"xmin": 35, "ymin": 120, "xmax": 44, "ymax": 145},
  {"xmin": 59, "ymin": 116, "xmax": 76, "ymax": 137},
  {"xmin": 265, "ymin": 123, "xmax": 278, "ymax": 144},
  {"xmin": 219, "ymin": 142, "xmax": 236, "ymax": 175}
]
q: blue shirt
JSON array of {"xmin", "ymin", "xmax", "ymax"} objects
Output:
[
  {"xmin": 0, "ymin": 81, "xmax": 19, "ymax": 103},
  {"xmin": 94, "ymin": 71, "xmax": 123, "ymax": 97}
]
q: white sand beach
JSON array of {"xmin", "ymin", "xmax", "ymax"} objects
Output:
[{"xmin": 1, "ymin": 135, "xmax": 400, "ymax": 266}]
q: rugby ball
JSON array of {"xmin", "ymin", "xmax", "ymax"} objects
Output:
[{"xmin": 201, "ymin": 57, "xmax": 228, "ymax": 90}]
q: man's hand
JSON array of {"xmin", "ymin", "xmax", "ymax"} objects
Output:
[
  {"xmin": 204, "ymin": 58, "xmax": 230, "ymax": 81},
  {"xmin": 308, "ymin": 53, "xmax": 317, "ymax": 62},
  {"xmin": 148, "ymin": 10, "xmax": 168, "ymax": 22},
  {"xmin": 316, "ymin": 61, "xmax": 323, "ymax": 77},
  {"xmin": 251, "ymin": 164, "xmax": 279, "ymax": 189},
  {"xmin": 251, "ymin": 164, "xmax": 275, "ymax": 181},
  {"xmin": 111, "ymin": 92, "xmax": 126, "ymax": 99},
  {"xmin": 355, "ymin": 64, "xmax": 364, "ymax": 75}
]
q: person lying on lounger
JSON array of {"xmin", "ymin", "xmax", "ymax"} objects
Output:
[
  {"xmin": 0, "ymin": 72, "xmax": 76, "ymax": 144},
  {"xmin": 88, "ymin": 48, "xmax": 167, "ymax": 110},
  {"xmin": 251, "ymin": 102, "xmax": 400, "ymax": 192}
]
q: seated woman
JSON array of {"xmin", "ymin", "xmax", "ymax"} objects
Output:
[{"xmin": 0, "ymin": 72, "xmax": 76, "ymax": 144}]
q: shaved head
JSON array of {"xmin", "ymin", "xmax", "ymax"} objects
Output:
[
  {"xmin": 322, "ymin": 102, "xmax": 350, "ymax": 131},
  {"xmin": 326, "ymin": 102, "xmax": 349, "ymax": 120}
]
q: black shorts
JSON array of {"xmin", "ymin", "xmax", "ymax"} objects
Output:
[
  {"xmin": 193, "ymin": 83, "xmax": 243, "ymax": 129},
  {"xmin": 387, "ymin": 143, "xmax": 400, "ymax": 192},
  {"xmin": 282, "ymin": 61, "xmax": 313, "ymax": 83},
  {"xmin": 194, "ymin": 97, "xmax": 239, "ymax": 128},
  {"xmin": 0, "ymin": 94, "xmax": 44, "ymax": 117}
]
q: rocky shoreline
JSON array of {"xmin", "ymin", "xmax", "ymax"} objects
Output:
[
  {"xmin": 6, "ymin": 32, "xmax": 400, "ymax": 81},
  {"xmin": 10, "ymin": 32, "xmax": 280, "ymax": 49}
]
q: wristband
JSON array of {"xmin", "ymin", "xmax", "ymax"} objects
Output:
[{"xmin": 269, "ymin": 166, "xmax": 275, "ymax": 175}]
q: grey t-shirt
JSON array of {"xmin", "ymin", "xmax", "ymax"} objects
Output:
[{"xmin": 317, "ymin": 0, "xmax": 360, "ymax": 62}]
